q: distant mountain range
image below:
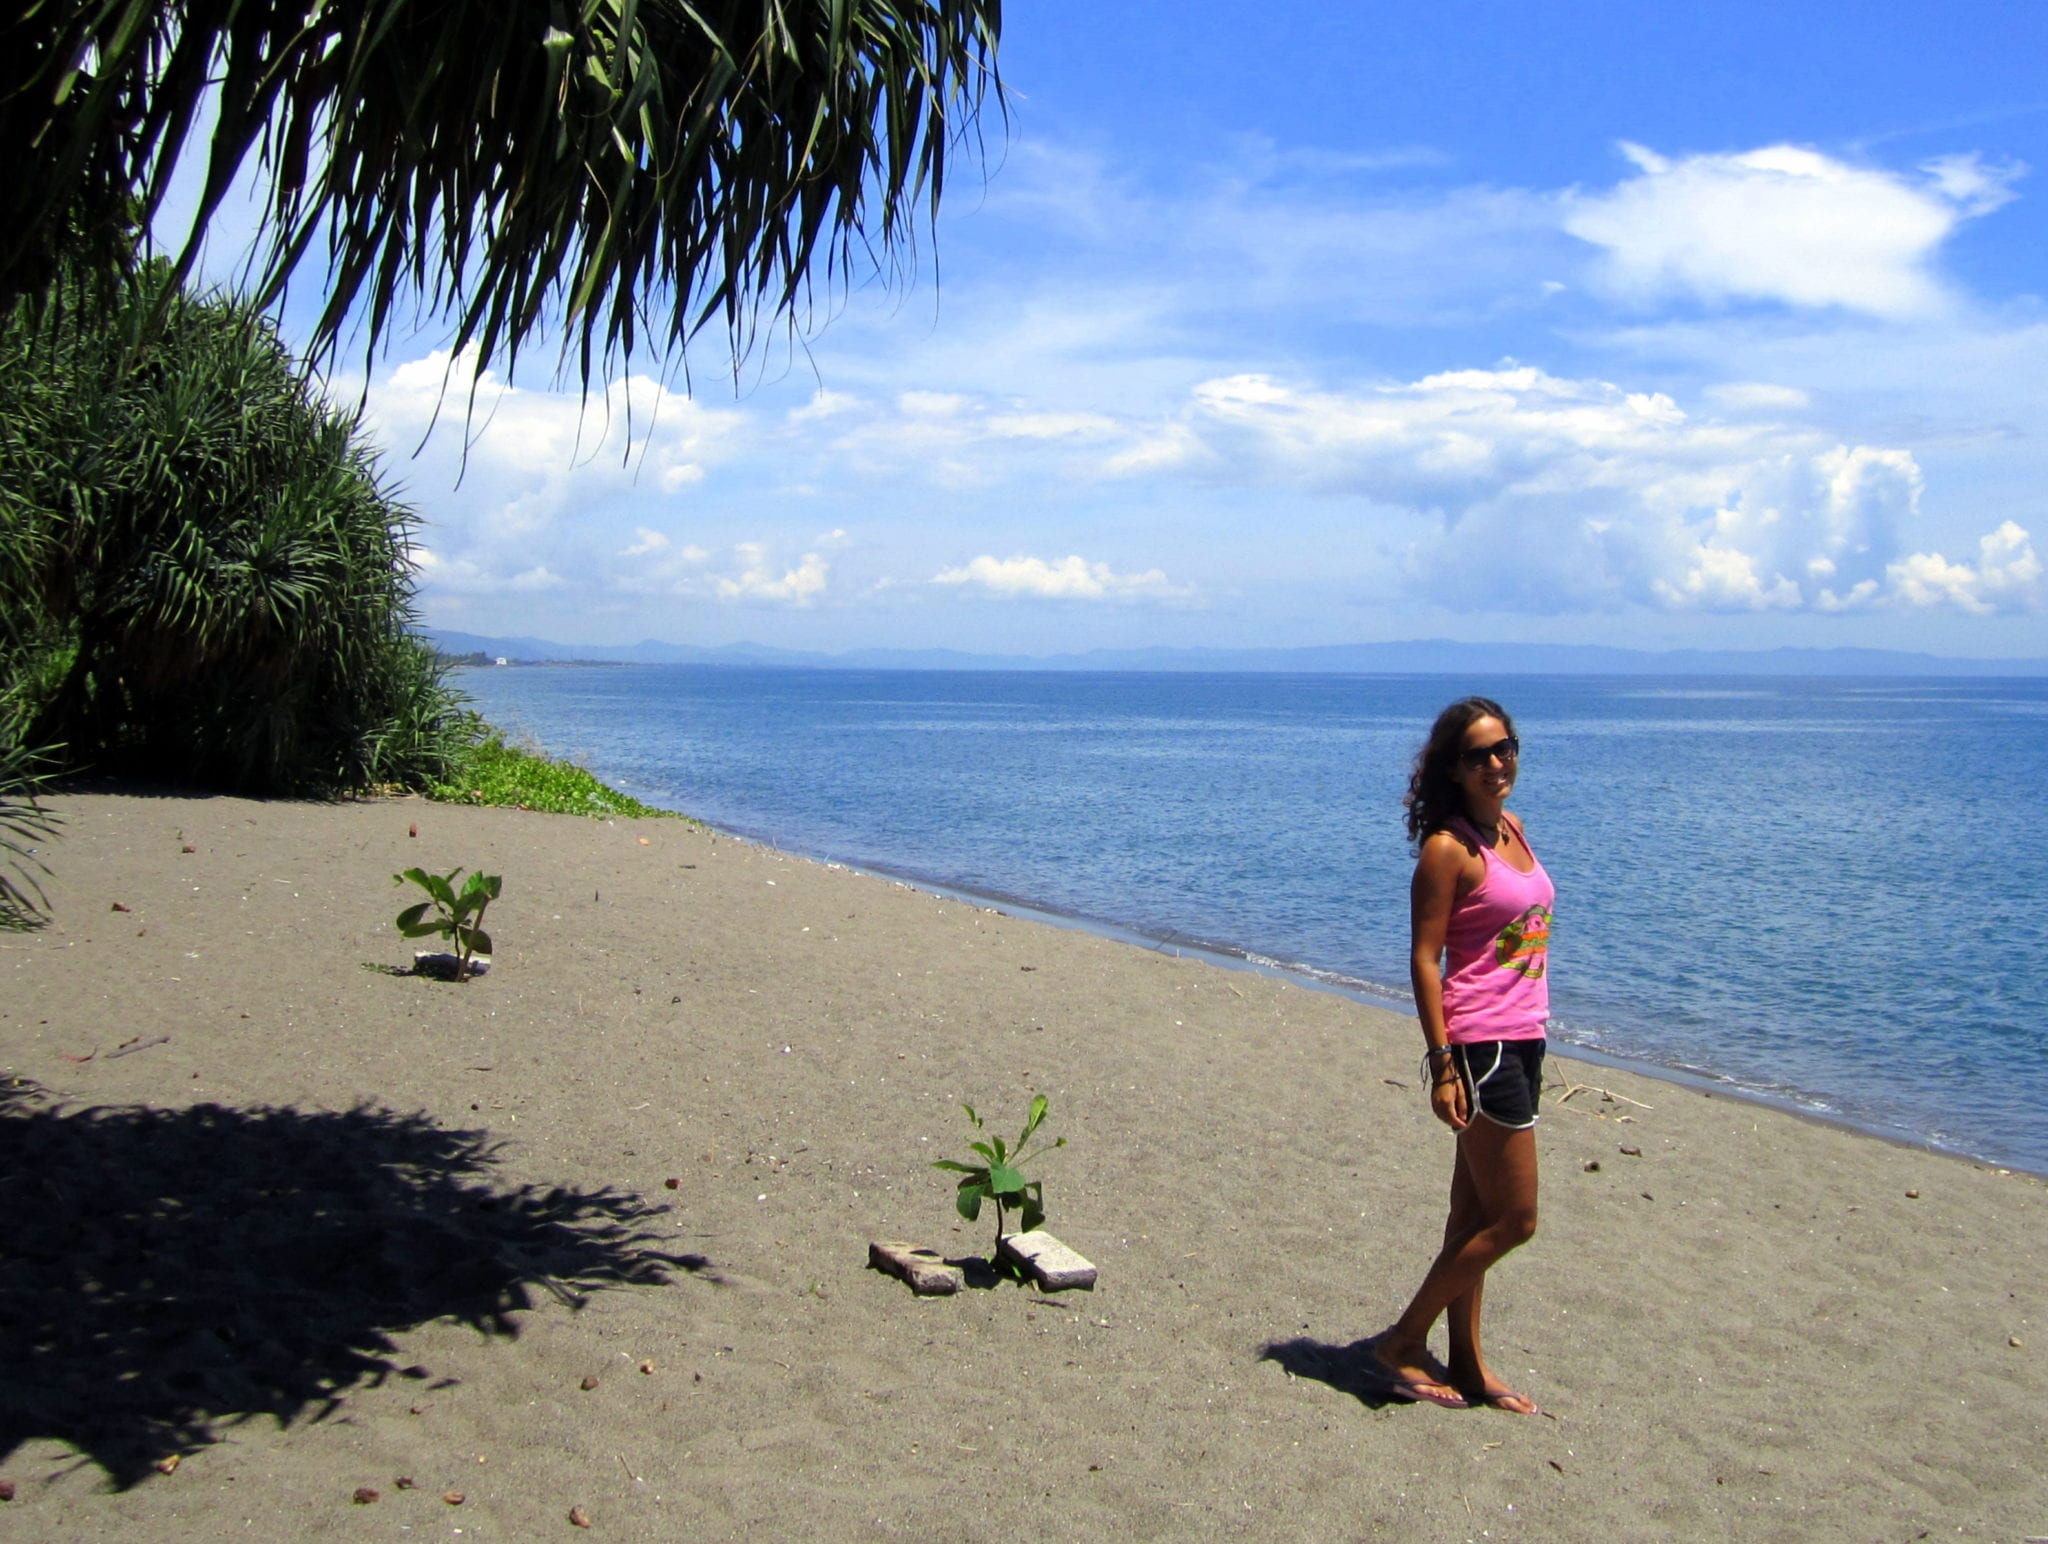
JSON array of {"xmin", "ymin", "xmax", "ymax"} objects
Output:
[{"xmin": 426, "ymin": 629, "xmax": 2048, "ymax": 677}]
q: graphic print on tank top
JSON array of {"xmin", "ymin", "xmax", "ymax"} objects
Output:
[{"xmin": 1494, "ymin": 904, "xmax": 1551, "ymax": 978}]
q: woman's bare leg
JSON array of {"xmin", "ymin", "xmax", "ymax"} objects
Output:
[{"xmin": 1374, "ymin": 1118, "xmax": 1538, "ymax": 1404}]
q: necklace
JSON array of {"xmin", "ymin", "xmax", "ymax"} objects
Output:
[{"xmin": 1477, "ymin": 818, "xmax": 1507, "ymax": 846}]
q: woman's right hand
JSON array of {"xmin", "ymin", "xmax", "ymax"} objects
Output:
[{"xmin": 1430, "ymin": 1070, "xmax": 1470, "ymax": 1130}]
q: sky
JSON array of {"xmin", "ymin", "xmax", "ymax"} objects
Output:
[{"xmin": 173, "ymin": 0, "xmax": 2048, "ymax": 658}]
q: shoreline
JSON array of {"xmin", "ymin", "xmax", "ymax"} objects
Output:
[
  {"xmin": 660, "ymin": 804, "xmax": 2048, "ymax": 1183},
  {"xmin": 5, "ymin": 790, "xmax": 2044, "ymax": 1540}
]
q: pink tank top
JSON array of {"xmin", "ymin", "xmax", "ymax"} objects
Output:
[{"xmin": 1439, "ymin": 815, "xmax": 1553, "ymax": 1043}]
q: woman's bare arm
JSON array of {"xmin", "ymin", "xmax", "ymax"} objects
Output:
[{"xmin": 1410, "ymin": 831, "xmax": 1477, "ymax": 1130}]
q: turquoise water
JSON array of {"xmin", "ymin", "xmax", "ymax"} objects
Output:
[{"xmin": 455, "ymin": 666, "xmax": 2048, "ymax": 1175}]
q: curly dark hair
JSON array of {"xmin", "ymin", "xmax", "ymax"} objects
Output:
[{"xmin": 1403, "ymin": 696, "xmax": 1518, "ymax": 850}]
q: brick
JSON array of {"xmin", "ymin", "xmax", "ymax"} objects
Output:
[
  {"xmin": 998, "ymin": 1230, "xmax": 1097, "ymax": 1291},
  {"xmin": 868, "ymin": 1240, "xmax": 963, "ymax": 1296}
]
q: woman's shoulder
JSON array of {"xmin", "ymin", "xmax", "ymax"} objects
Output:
[{"xmin": 1418, "ymin": 822, "xmax": 1480, "ymax": 864}]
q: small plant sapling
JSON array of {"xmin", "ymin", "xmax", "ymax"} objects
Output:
[
  {"xmin": 393, "ymin": 866, "xmax": 501, "ymax": 981},
  {"xmin": 931, "ymin": 1095, "xmax": 1065, "ymax": 1257}
]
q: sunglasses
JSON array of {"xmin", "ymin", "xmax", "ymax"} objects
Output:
[{"xmin": 1457, "ymin": 736, "xmax": 1519, "ymax": 771}]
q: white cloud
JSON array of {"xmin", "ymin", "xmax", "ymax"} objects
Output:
[
  {"xmin": 789, "ymin": 389, "xmax": 859, "ymax": 423},
  {"xmin": 1101, "ymin": 424, "xmax": 1207, "ymax": 477},
  {"xmin": 1148, "ymin": 363, "xmax": 2034, "ymax": 616},
  {"xmin": 367, "ymin": 130, "xmax": 2041, "ymax": 650},
  {"xmin": 932, "ymin": 554, "xmax": 1188, "ymax": 601},
  {"xmin": 1888, "ymin": 521, "xmax": 2042, "ymax": 614},
  {"xmin": 1703, "ymin": 382, "xmax": 1812, "ymax": 413},
  {"xmin": 1920, "ymin": 152, "xmax": 2024, "ymax": 217},
  {"xmin": 899, "ymin": 391, "xmax": 970, "ymax": 418},
  {"xmin": 985, "ymin": 410, "xmax": 1124, "ymax": 440},
  {"xmin": 407, "ymin": 545, "xmax": 571, "ymax": 597},
  {"xmin": 361, "ymin": 347, "xmax": 739, "ymax": 541},
  {"xmin": 1564, "ymin": 143, "xmax": 2020, "ymax": 317},
  {"xmin": 716, "ymin": 543, "xmax": 829, "ymax": 606}
]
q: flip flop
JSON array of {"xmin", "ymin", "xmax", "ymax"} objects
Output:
[
  {"xmin": 1384, "ymin": 1375, "xmax": 1469, "ymax": 1409},
  {"xmin": 1473, "ymin": 1387, "xmax": 1542, "ymax": 1416}
]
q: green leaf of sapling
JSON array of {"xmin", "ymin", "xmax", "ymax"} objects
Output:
[
  {"xmin": 395, "ymin": 901, "xmax": 431, "ymax": 931},
  {"xmin": 955, "ymin": 1183, "xmax": 986, "ymax": 1221},
  {"xmin": 930, "ymin": 1159, "xmax": 981, "ymax": 1175},
  {"xmin": 987, "ymin": 1163, "xmax": 1024, "ymax": 1197},
  {"xmin": 465, "ymin": 927, "xmax": 492, "ymax": 957},
  {"xmin": 1020, "ymin": 1092, "xmax": 1048, "ymax": 1144}
]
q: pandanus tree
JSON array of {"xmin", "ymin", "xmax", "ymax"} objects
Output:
[
  {"xmin": 1, "ymin": 0, "xmax": 1006, "ymax": 386},
  {"xmin": 1, "ymin": 263, "xmax": 467, "ymax": 794}
]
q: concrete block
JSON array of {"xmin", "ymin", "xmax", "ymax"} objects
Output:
[
  {"xmin": 998, "ymin": 1230, "xmax": 1097, "ymax": 1291},
  {"xmin": 868, "ymin": 1240, "xmax": 963, "ymax": 1296}
]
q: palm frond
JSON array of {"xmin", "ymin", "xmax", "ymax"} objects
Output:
[
  {"xmin": 4, "ymin": 0, "xmax": 1006, "ymax": 391},
  {"xmin": 0, "ymin": 738, "xmax": 60, "ymax": 931}
]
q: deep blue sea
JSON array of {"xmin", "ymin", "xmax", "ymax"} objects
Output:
[{"xmin": 454, "ymin": 666, "xmax": 2048, "ymax": 1176}]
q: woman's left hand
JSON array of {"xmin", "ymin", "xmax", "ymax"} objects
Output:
[{"xmin": 1429, "ymin": 1070, "xmax": 1470, "ymax": 1130}]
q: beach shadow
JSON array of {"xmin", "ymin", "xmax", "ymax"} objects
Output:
[
  {"xmin": 0, "ymin": 1078, "xmax": 707, "ymax": 1488},
  {"xmin": 944, "ymin": 1255, "xmax": 1028, "ymax": 1291},
  {"xmin": 1258, "ymin": 1334, "xmax": 1409, "ymax": 1410}
]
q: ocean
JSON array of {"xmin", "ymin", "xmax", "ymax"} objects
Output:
[{"xmin": 453, "ymin": 665, "xmax": 2048, "ymax": 1176}]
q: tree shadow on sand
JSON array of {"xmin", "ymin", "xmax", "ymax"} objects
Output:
[
  {"xmin": 1258, "ymin": 1334, "xmax": 1409, "ymax": 1410},
  {"xmin": 0, "ymin": 1078, "xmax": 708, "ymax": 1488}
]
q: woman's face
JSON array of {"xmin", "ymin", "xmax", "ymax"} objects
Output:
[{"xmin": 1452, "ymin": 713, "xmax": 1518, "ymax": 807}]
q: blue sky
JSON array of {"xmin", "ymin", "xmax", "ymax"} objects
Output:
[{"xmin": 182, "ymin": 0, "xmax": 2048, "ymax": 657}]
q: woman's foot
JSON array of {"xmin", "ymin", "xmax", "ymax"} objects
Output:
[
  {"xmin": 1369, "ymin": 1336, "xmax": 1468, "ymax": 1409},
  {"xmin": 1460, "ymin": 1377, "xmax": 1541, "ymax": 1415}
]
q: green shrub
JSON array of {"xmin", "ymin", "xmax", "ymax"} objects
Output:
[
  {"xmin": 428, "ymin": 721, "xmax": 679, "ymax": 820},
  {"xmin": 0, "ymin": 739, "xmax": 59, "ymax": 931},
  {"xmin": 0, "ymin": 262, "xmax": 466, "ymax": 794}
]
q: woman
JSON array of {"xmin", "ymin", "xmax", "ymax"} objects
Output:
[{"xmin": 1372, "ymin": 696, "xmax": 1552, "ymax": 1414}]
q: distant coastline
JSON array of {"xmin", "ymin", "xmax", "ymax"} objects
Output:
[{"xmin": 429, "ymin": 628, "xmax": 2048, "ymax": 678}]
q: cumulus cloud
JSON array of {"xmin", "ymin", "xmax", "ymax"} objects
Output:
[
  {"xmin": 1565, "ymin": 143, "xmax": 2022, "ymax": 317},
  {"xmin": 716, "ymin": 543, "xmax": 829, "ymax": 606},
  {"xmin": 932, "ymin": 554, "xmax": 1188, "ymax": 601},
  {"xmin": 361, "ymin": 347, "xmax": 736, "ymax": 541},
  {"xmin": 1156, "ymin": 364, "xmax": 2035, "ymax": 616},
  {"xmin": 1888, "ymin": 521, "xmax": 2042, "ymax": 614}
]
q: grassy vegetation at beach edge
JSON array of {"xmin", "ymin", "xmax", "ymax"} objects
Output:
[{"xmin": 425, "ymin": 725, "xmax": 690, "ymax": 822}]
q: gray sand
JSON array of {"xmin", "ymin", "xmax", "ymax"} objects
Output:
[{"xmin": 1, "ymin": 793, "xmax": 2042, "ymax": 1540}]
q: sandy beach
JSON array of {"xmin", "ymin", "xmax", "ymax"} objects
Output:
[{"xmin": 2, "ymin": 791, "xmax": 2043, "ymax": 1541}]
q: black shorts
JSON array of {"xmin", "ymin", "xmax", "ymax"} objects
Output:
[{"xmin": 1452, "ymin": 1039, "xmax": 1546, "ymax": 1130}]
